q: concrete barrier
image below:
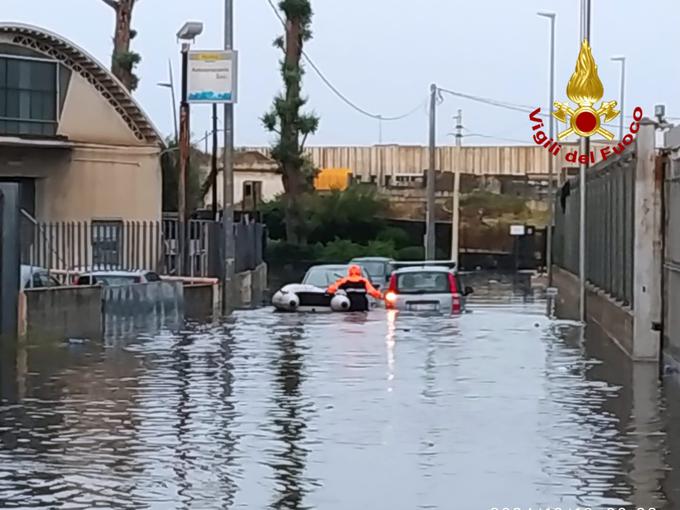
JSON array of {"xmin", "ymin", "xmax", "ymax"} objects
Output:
[
  {"xmin": 553, "ymin": 265, "xmax": 634, "ymax": 357},
  {"xmin": 185, "ymin": 283, "xmax": 219, "ymax": 321},
  {"xmin": 233, "ymin": 262, "xmax": 267, "ymax": 308},
  {"xmin": 102, "ymin": 281, "xmax": 183, "ymax": 340},
  {"xmin": 22, "ymin": 286, "xmax": 103, "ymax": 343}
]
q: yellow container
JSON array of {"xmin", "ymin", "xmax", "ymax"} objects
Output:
[{"xmin": 314, "ymin": 168, "xmax": 352, "ymax": 191}]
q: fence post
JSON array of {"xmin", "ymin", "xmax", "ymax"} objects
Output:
[{"xmin": 632, "ymin": 119, "xmax": 663, "ymax": 361}]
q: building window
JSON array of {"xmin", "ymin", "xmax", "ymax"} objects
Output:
[
  {"xmin": 0, "ymin": 55, "xmax": 58, "ymax": 136},
  {"xmin": 92, "ymin": 220, "xmax": 123, "ymax": 268}
]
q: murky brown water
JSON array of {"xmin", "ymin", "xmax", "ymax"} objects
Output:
[{"xmin": 1, "ymin": 273, "xmax": 680, "ymax": 509}]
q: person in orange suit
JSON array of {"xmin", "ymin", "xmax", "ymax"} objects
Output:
[{"xmin": 327, "ymin": 265, "xmax": 383, "ymax": 311}]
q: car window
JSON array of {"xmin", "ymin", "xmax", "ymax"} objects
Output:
[
  {"xmin": 356, "ymin": 262, "xmax": 385, "ymax": 278},
  {"xmin": 97, "ymin": 276, "xmax": 137, "ymax": 286},
  {"xmin": 77, "ymin": 275, "xmax": 94, "ymax": 285},
  {"xmin": 396, "ymin": 272, "xmax": 451, "ymax": 294},
  {"xmin": 304, "ymin": 268, "xmax": 347, "ymax": 287}
]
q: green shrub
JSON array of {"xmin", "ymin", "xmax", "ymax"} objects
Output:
[
  {"xmin": 396, "ymin": 246, "xmax": 425, "ymax": 261},
  {"xmin": 376, "ymin": 227, "xmax": 410, "ymax": 249},
  {"xmin": 318, "ymin": 239, "xmax": 366, "ymax": 263},
  {"xmin": 266, "ymin": 239, "xmax": 320, "ymax": 264}
]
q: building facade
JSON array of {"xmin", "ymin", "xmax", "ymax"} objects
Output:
[{"xmin": 0, "ymin": 23, "xmax": 164, "ymax": 225}]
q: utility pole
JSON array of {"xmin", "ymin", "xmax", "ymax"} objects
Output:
[
  {"xmin": 222, "ymin": 0, "xmax": 236, "ymax": 313},
  {"xmin": 578, "ymin": 0, "xmax": 591, "ymax": 323},
  {"xmin": 211, "ymin": 104, "xmax": 218, "ymax": 219},
  {"xmin": 425, "ymin": 83, "xmax": 437, "ymax": 260},
  {"xmin": 451, "ymin": 109, "xmax": 462, "ymax": 266}
]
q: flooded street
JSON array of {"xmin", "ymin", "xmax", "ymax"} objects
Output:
[{"xmin": 2, "ymin": 273, "xmax": 680, "ymax": 509}]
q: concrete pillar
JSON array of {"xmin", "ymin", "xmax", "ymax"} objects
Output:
[{"xmin": 632, "ymin": 120, "xmax": 663, "ymax": 361}]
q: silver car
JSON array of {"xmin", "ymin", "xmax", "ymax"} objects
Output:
[{"xmin": 384, "ymin": 265, "xmax": 473, "ymax": 313}]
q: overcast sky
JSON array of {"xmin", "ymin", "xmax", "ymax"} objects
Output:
[{"xmin": 3, "ymin": 0, "xmax": 678, "ymax": 147}]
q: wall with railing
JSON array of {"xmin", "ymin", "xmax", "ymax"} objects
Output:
[{"xmin": 21, "ymin": 216, "xmax": 265, "ymax": 278}]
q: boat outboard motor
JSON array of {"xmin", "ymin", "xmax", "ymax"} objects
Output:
[{"xmin": 330, "ymin": 294, "xmax": 351, "ymax": 312}]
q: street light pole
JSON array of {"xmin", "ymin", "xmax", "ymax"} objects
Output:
[
  {"xmin": 425, "ymin": 83, "xmax": 437, "ymax": 260},
  {"xmin": 611, "ymin": 56, "xmax": 626, "ymax": 140},
  {"xmin": 451, "ymin": 109, "xmax": 462, "ymax": 266},
  {"xmin": 157, "ymin": 59, "xmax": 179, "ymax": 141},
  {"xmin": 578, "ymin": 0, "xmax": 591, "ymax": 323},
  {"xmin": 222, "ymin": 0, "xmax": 236, "ymax": 312},
  {"xmin": 178, "ymin": 43, "xmax": 190, "ymax": 276},
  {"xmin": 538, "ymin": 11, "xmax": 556, "ymax": 287}
]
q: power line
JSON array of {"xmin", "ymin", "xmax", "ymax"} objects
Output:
[{"xmin": 266, "ymin": 0, "xmax": 425, "ymax": 121}]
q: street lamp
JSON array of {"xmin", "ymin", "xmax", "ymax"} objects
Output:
[
  {"xmin": 176, "ymin": 21, "xmax": 204, "ymax": 276},
  {"xmin": 611, "ymin": 56, "xmax": 626, "ymax": 140},
  {"xmin": 537, "ymin": 11, "xmax": 556, "ymax": 287},
  {"xmin": 157, "ymin": 59, "xmax": 179, "ymax": 141}
]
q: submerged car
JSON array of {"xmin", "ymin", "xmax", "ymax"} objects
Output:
[
  {"xmin": 350, "ymin": 257, "xmax": 394, "ymax": 290},
  {"xmin": 384, "ymin": 264, "xmax": 473, "ymax": 313},
  {"xmin": 272, "ymin": 264, "xmax": 372, "ymax": 313},
  {"xmin": 73, "ymin": 269, "xmax": 161, "ymax": 286}
]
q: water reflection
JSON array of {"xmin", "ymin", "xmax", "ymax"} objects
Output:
[{"xmin": 0, "ymin": 272, "xmax": 679, "ymax": 508}]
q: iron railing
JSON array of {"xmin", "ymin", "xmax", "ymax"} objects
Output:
[
  {"xmin": 21, "ymin": 215, "xmax": 264, "ymax": 278},
  {"xmin": 553, "ymin": 149, "xmax": 635, "ymax": 306}
]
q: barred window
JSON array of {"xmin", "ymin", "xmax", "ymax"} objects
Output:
[{"xmin": 0, "ymin": 55, "xmax": 58, "ymax": 136}]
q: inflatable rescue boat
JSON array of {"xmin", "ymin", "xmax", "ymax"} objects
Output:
[{"xmin": 272, "ymin": 284, "xmax": 351, "ymax": 313}]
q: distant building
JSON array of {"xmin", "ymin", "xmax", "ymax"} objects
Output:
[
  {"xmin": 0, "ymin": 23, "xmax": 164, "ymax": 225},
  {"xmin": 205, "ymin": 150, "xmax": 283, "ymax": 211}
]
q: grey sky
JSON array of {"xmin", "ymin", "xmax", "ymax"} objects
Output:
[{"xmin": 4, "ymin": 0, "xmax": 677, "ymax": 147}]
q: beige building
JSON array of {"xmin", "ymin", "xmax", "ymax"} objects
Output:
[{"xmin": 0, "ymin": 23, "xmax": 163, "ymax": 224}]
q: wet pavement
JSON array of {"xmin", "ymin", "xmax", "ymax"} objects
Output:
[{"xmin": 1, "ymin": 273, "xmax": 680, "ymax": 509}]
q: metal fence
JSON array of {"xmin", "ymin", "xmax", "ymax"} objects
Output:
[
  {"xmin": 21, "ymin": 215, "xmax": 265, "ymax": 278},
  {"xmin": 553, "ymin": 149, "xmax": 635, "ymax": 306},
  {"xmin": 665, "ymin": 155, "xmax": 680, "ymax": 360}
]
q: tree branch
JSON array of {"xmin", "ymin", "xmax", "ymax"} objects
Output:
[{"xmin": 101, "ymin": 0, "xmax": 119, "ymax": 9}]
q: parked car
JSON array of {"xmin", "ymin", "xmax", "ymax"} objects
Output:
[
  {"xmin": 73, "ymin": 270, "xmax": 162, "ymax": 286},
  {"xmin": 384, "ymin": 264, "xmax": 473, "ymax": 313},
  {"xmin": 20, "ymin": 265, "xmax": 61, "ymax": 291},
  {"xmin": 350, "ymin": 257, "xmax": 395, "ymax": 290}
]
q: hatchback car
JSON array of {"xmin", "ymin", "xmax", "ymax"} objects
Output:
[{"xmin": 384, "ymin": 265, "xmax": 473, "ymax": 313}]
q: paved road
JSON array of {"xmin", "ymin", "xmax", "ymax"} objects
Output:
[{"xmin": 1, "ymin": 273, "xmax": 679, "ymax": 509}]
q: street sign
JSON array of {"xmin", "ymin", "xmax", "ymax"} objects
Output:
[
  {"xmin": 187, "ymin": 50, "xmax": 238, "ymax": 104},
  {"xmin": 510, "ymin": 225, "xmax": 526, "ymax": 236}
]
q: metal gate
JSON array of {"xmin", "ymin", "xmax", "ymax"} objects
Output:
[{"xmin": 664, "ymin": 156, "xmax": 680, "ymax": 362}]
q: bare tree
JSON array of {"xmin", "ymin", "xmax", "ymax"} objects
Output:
[{"xmin": 101, "ymin": 0, "xmax": 141, "ymax": 91}]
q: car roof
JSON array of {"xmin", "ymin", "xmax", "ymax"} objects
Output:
[
  {"xmin": 307, "ymin": 264, "xmax": 351, "ymax": 271},
  {"xmin": 79, "ymin": 271, "xmax": 147, "ymax": 277},
  {"xmin": 351, "ymin": 257, "xmax": 393, "ymax": 262},
  {"xmin": 393, "ymin": 266, "xmax": 455, "ymax": 274}
]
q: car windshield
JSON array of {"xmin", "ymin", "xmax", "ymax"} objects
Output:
[
  {"xmin": 396, "ymin": 271, "xmax": 451, "ymax": 294},
  {"xmin": 356, "ymin": 261, "xmax": 385, "ymax": 278},
  {"xmin": 303, "ymin": 267, "xmax": 349, "ymax": 287}
]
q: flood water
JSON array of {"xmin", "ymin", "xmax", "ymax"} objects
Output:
[{"xmin": 2, "ymin": 273, "xmax": 680, "ymax": 509}]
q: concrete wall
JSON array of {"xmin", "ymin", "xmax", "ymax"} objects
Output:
[
  {"xmin": 245, "ymin": 143, "xmax": 616, "ymax": 179},
  {"xmin": 23, "ymin": 286, "xmax": 103, "ymax": 343},
  {"xmin": 553, "ymin": 266, "xmax": 634, "ymax": 356}
]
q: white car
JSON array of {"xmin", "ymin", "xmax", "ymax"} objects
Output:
[
  {"xmin": 20, "ymin": 265, "xmax": 61, "ymax": 290},
  {"xmin": 384, "ymin": 264, "xmax": 473, "ymax": 313},
  {"xmin": 72, "ymin": 269, "xmax": 162, "ymax": 286}
]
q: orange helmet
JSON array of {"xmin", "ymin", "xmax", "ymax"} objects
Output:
[{"xmin": 348, "ymin": 265, "xmax": 362, "ymax": 278}]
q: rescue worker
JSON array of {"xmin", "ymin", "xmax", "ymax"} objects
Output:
[{"xmin": 327, "ymin": 265, "xmax": 383, "ymax": 312}]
